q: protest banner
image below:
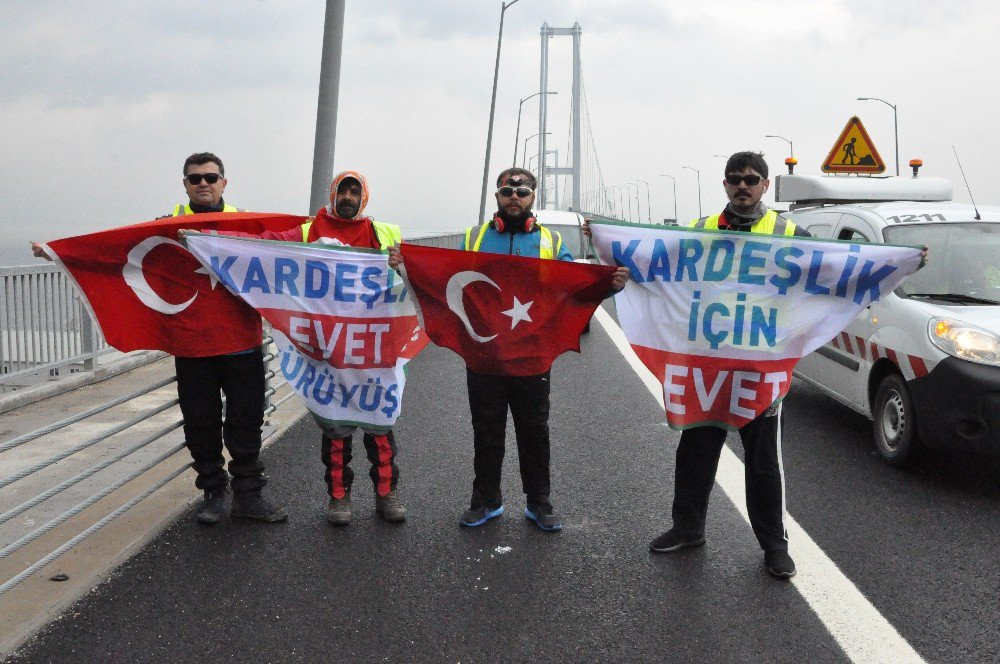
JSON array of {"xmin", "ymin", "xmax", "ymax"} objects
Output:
[
  {"xmin": 186, "ymin": 234, "xmax": 428, "ymax": 431},
  {"xmin": 589, "ymin": 221, "xmax": 924, "ymax": 429}
]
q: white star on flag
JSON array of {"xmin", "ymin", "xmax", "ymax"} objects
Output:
[
  {"xmin": 195, "ymin": 264, "xmax": 219, "ymax": 289},
  {"xmin": 501, "ymin": 296, "xmax": 533, "ymax": 329}
]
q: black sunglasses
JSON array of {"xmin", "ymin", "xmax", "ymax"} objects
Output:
[
  {"xmin": 497, "ymin": 186, "xmax": 534, "ymax": 198},
  {"xmin": 725, "ymin": 173, "xmax": 764, "ymax": 186},
  {"xmin": 185, "ymin": 173, "xmax": 223, "ymax": 185}
]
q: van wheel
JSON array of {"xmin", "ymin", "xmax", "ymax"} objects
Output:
[{"xmin": 872, "ymin": 373, "xmax": 920, "ymax": 466}]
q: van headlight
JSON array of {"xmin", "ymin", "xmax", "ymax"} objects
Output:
[{"xmin": 929, "ymin": 317, "xmax": 1000, "ymax": 366}]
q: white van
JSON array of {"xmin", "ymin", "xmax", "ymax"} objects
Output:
[
  {"xmin": 533, "ymin": 210, "xmax": 588, "ymax": 259},
  {"xmin": 775, "ymin": 173, "xmax": 1000, "ymax": 464}
]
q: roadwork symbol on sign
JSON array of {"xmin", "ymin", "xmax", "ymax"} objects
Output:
[{"xmin": 822, "ymin": 116, "xmax": 886, "ymax": 174}]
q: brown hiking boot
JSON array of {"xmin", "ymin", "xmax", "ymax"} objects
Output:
[
  {"xmin": 327, "ymin": 492, "xmax": 352, "ymax": 526},
  {"xmin": 375, "ymin": 491, "xmax": 406, "ymax": 523}
]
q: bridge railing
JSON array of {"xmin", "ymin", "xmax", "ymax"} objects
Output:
[
  {"xmin": 0, "ymin": 265, "xmax": 110, "ymax": 388},
  {"xmin": 0, "ymin": 232, "xmax": 465, "ymax": 391},
  {"xmin": 0, "ymin": 336, "xmax": 295, "ymax": 596}
]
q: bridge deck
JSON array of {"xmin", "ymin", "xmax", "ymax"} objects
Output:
[{"xmin": 5, "ymin": 306, "xmax": 1000, "ymax": 662}]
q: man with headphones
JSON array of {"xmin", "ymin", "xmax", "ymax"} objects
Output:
[{"xmin": 454, "ymin": 167, "xmax": 629, "ymax": 532}]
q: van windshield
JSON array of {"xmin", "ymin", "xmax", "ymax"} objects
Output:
[
  {"xmin": 538, "ymin": 223, "xmax": 585, "ymax": 259},
  {"xmin": 884, "ymin": 222, "xmax": 1000, "ymax": 302}
]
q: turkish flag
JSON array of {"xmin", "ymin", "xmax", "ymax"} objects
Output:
[
  {"xmin": 42, "ymin": 213, "xmax": 306, "ymax": 357},
  {"xmin": 400, "ymin": 244, "xmax": 616, "ymax": 376}
]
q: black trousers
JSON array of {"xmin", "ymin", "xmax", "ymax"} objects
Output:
[
  {"xmin": 671, "ymin": 404, "xmax": 788, "ymax": 552},
  {"xmin": 175, "ymin": 349, "xmax": 266, "ymax": 495},
  {"xmin": 466, "ymin": 368, "xmax": 551, "ymax": 508},
  {"xmin": 320, "ymin": 431, "xmax": 399, "ymax": 499}
]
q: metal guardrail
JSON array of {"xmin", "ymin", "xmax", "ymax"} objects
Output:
[
  {"xmin": 408, "ymin": 232, "xmax": 464, "ymax": 250},
  {"xmin": 0, "ymin": 264, "xmax": 110, "ymax": 387},
  {"xmin": 0, "ymin": 338, "xmax": 294, "ymax": 596}
]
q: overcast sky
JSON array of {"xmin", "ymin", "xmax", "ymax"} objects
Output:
[{"xmin": 3, "ymin": 0, "xmax": 998, "ymax": 265}]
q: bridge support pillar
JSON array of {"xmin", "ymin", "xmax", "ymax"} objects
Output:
[{"xmin": 538, "ymin": 22, "xmax": 582, "ymax": 212}]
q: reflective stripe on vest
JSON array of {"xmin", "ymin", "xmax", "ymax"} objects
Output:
[
  {"xmin": 299, "ymin": 220, "xmax": 401, "ymax": 250},
  {"xmin": 464, "ymin": 223, "xmax": 560, "ymax": 259},
  {"xmin": 171, "ymin": 203, "xmax": 240, "ymax": 216},
  {"xmin": 689, "ymin": 209, "xmax": 796, "ymax": 236}
]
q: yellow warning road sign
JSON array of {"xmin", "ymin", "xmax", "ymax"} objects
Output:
[{"xmin": 822, "ymin": 116, "xmax": 886, "ymax": 174}]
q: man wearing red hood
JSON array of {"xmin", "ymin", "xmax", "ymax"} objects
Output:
[{"xmin": 228, "ymin": 171, "xmax": 406, "ymax": 525}]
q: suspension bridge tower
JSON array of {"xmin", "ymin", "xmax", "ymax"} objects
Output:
[{"xmin": 537, "ymin": 22, "xmax": 582, "ymax": 211}]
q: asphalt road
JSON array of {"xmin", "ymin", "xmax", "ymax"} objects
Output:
[{"xmin": 8, "ymin": 311, "xmax": 999, "ymax": 663}]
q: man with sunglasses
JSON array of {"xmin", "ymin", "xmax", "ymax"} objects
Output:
[
  {"xmin": 649, "ymin": 152, "xmax": 808, "ymax": 580},
  {"xmin": 444, "ymin": 167, "xmax": 628, "ymax": 532},
  {"xmin": 171, "ymin": 152, "xmax": 288, "ymax": 525},
  {"xmin": 173, "ymin": 154, "xmax": 236, "ymax": 216}
]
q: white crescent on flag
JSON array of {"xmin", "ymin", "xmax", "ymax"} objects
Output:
[
  {"xmin": 122, "ymin": 236, "xmax": 219, "ymax": 315},
  {"xmin": 445, "ymin": 270, "xmax": 500, "ymax": 343}
]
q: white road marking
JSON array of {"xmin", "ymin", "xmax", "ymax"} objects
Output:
[{"xmin": 592, "ymin": 306, "xmax": 925, "ymax": 664}]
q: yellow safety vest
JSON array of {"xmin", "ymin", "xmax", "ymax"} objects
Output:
[
  {"xmin": 689, "ymin": 209, "xmax": 797, "ymax": 236},
  {"xmin": 463, "ymin": 223, "xmax": 562, "ymax": 260},
  {"xmin": 298, "ymin": 220, "xmax": 402, "ymax": 250},
  {"xmin": 171, "ymin": 203, "xmax": 241, "ymax": 216}
]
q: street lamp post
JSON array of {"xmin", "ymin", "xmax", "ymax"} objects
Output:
[
  {"xmin": 527, "ymin": 149, "xmax": 558, "ymax": 207},
  {"xmin": 513, "ymin": 91, "xmax": 557, "ymax": 166},
  {"xmin": 682, "ymin": 166, "xmax": 702, "ymax": 218},
  {"xmin": 609, "ymin": 185, "xmax": 621, "ymax": 219},
  {"xmin": 764, "ymin": 135, "xmax": 793, "ymax": 159},
  {"xmin": 628, "ymin": 183, "xmax": 642, "ymax": 223},
  {"xmin": 612, "ymin": 185, "xmax": 625, "ymax": 221},
  {"xmin": 660, "ymin": 174, "xmax": 677, "ymax": 224},
  {"xmin": 478, "ymin": 0, "xmax": 523, "ymax": 224},
  {"xmin": 522, "ymin": 132, "xmax": 550, "ymax": 168},
  {"xmin": 637, "ymin": 179, "xmax": 651, "ymax": 224},
  {"xmin": 602, "ymin": 186, "xmax": 614, "ymax": 217},
  {"xmin": 857, "ymin": 96, "xmax": 899, "ymax": 176},
  {"xmin": 309, "ymin": 0, "xmax": 346, "ymax": 214}
]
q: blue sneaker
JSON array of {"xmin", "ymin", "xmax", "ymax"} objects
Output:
[
  {"xmin": 460, "ymin": 504, "xmax": 504, "ymax": 527},
  {"xmin": 524, "ymin": 503, "xmax": 562, "ymax": 531}
]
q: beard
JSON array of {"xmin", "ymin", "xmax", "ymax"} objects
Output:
[
  {"xmin": 497, "ymin": 206, "xmax": 532, "ymax": 227},
  {"xmin": 336, "ymin": 201, "xmax": 360, "ymax": 218}
]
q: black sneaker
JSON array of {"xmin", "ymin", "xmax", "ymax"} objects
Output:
[
  {"xmin": 524, "ymin": 503, "xmax": 562, "ymax": 532},
  {"xmin": 196, "ymin": 487, "xmax": 227, "ymax": 524},
  {"xmin": 649, "ymin": 528, "xmax": 706, "ymax": 553},
  {"xmin": 231, "ymin": 492, "xmax": 288, "ymax": 522},
  {"xmin": 459, "ymin": 504, "xmax": 504, "ymax": 527},
  {"xmin": 765, "ymin": 550, "xmax": 796, "ymax": 579}
]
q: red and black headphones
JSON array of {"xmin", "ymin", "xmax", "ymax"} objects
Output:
[{"xmin": 493, "ymin": 213, "xmax": 536, "ymax": 234}]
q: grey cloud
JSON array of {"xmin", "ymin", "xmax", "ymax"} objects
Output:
[
  {"xmin": 845, "ymin": 0, "xmax": 967, "ymax": 31},
  {"xmin": 0, "ymin": 2, "xmax": 321, "ymax": 106},
  {"xmin": 354, "ymin": 0, "xmax": 675, "ymax": 40},
  {"xmin": 0, "ymin": 1, "xmax": 677, "ymax": 110}
]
